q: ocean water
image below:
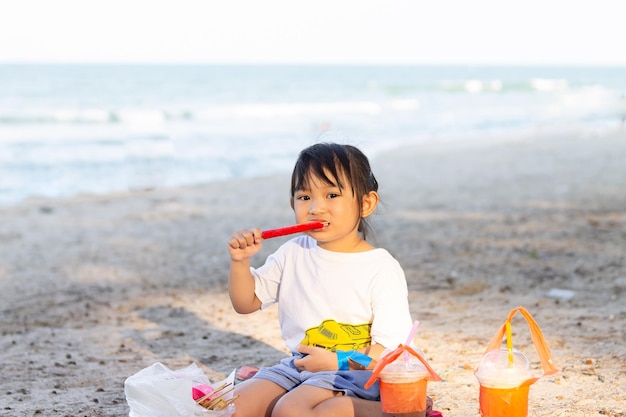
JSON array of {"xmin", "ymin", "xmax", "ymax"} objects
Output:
[{"xmin": 1, "ymin": 64, "xmax": 624, "ymax": 206}]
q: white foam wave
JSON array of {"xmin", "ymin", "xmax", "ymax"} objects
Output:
[
  {"xmin": 0, "ymin": 108, "xmax": 115, "ymax": 124},
  {"xmin": 0, "ymin": 108, "xmax": 189, "ymax": 127},
  {"xmin": 530, "ymin": 78, "xmax": 569, "ymax": 92},
  {"xmin": 467, "ymin": 80, "xmax": 486, "ymax": 93},
  {"xmin": 441, "ymin": 79, "xmax": 504, "ymax": 93},
  {"xmin": 0, "ymin": 100, "xmax": 389, "ymax": 127},
  {"xmin": 116, "ymin": 109, "xmax": 166, "ymax": 125},
  {"xmin": 196, "ymin": 101, "xmax": 382, "ymax": 120},
  {"xmin": 52, "ymin": 108, "xmax": 111, "ymax": 123}
]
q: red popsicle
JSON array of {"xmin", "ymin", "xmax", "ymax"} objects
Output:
[{"xmin": 261, "ymin": 221, "xmax": 326, "ymax": 239}]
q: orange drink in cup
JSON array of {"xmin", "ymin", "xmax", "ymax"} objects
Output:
[
  {"xmin": 365, "ymin": 344, "xmax": 441, "ymax": 417},
  {"xmin": 479, "ymin": 384, "xmax": 530, "ymax": 417},
  {"xmin": 475, "ymin": 348, "xmax": 533, "ymax": 417},
  {"xmin": 379, "ymin": 367, "xmax": 429, "ymax": 417},
  {"xmin": 475, "ymin": 307, "xmax": 559, "ymax": 417}
]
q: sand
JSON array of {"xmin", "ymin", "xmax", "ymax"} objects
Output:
[{"xmin": 1, "ymin": 128, "xmax": 625, "ymax": 416}]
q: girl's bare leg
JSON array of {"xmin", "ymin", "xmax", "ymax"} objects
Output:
[
  {"xmin": 232, "ymin": 378, "xmax": 287, "ymax": 417},
  {"xmin": 271, "ymin": 384, "xmax": 381, "ymax": 417}
]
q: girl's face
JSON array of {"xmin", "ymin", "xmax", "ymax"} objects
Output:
[{"xmin": 291, "ymin": 169, "xmax": 375, "ymax": 252}]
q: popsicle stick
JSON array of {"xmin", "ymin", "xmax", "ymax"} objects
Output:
[
  {"xmin": 261, "ymin": 221, "xmax": 326, "ymax": 239},
  {"xmin": 204, "ymin": 386, "xmax": 235, "ymax": 409},
  {"xmin": 195, "ymin": 382, "xmax": 231, "ymax": 405}
]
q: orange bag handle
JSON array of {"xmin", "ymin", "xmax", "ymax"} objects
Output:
[
  {"xmin": 483, "ymin": 306, "xmax": 558, "ymax": 384},
  {"xmin": 365, "ymin": 344, "xmax": 442, "ymax": 389}
]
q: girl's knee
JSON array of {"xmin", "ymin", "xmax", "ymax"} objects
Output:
[
  {"xmin": 270, "ymin": 397, "xmax": 305, "ymax": 417},
  {"xmin": 233, "ymin": 379, "xmax": 286, "ymax": 417}
]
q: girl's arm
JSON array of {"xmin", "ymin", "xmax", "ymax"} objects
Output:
[
  {"xmin": 229, "ymin": 259, "xmax": 262, "ymax": 314},
  {"xmin": 228, "ymin": 228, "xmax": 263, "ymax": 314}
]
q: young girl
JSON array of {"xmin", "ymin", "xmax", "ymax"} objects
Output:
[{"xmin": 227, "ymin": 143, "xmax": 413, "ymax": 417}]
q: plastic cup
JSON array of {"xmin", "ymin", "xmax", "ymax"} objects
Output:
[
  {"xmin": 475, "ymin": 349, "xmax": 533, "ymax": 417},
  {"xmin": 378, "ymin": 362, "xmax": 429, "ymax": 417},
  {"xmin": 478, "ymin": 384, "xmax": 530, "ymax": 417}
]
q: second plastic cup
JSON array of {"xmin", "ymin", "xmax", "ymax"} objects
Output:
[
  {"xmin": 378, "ymin": 361, "xmax": 429, "ymax": 417},
  {"xmin": 478, "ymin": 384, "xmax": 530, "ymax": 417},
  {"xmin": 475, "ymin": 349, "xmax": 533, "ymax": 417}
]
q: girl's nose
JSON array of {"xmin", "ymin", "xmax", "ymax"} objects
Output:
[{"xmin": 308, "ymin": 198, "xmax": 326, "ymax": 214}]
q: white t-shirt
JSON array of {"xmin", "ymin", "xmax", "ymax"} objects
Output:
[{"xmin": 252, "ymin": 236, "xmax": 413, "ymax": 353}]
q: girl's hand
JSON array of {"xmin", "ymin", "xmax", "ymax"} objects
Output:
[
  {"xmin": 294, "ymin": 344, "xmax": 338, "ymax": 372},
  {"xmin": 228, "ymin": 228, "xmax": 262, "ymax": 261}
]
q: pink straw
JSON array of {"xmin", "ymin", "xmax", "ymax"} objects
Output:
[
  {"xmin": 261, "ymin": 221, "xmax": 326, "ymax": 239},
  {"xmin": 404, "ymin": 320, "xmax": 420, "ymax": 365},
  {"xmin": 405, "ymin": 320, "xmax": 420, "ymax": 346}
]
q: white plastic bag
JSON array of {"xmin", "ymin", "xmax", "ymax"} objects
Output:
[{"xmin": 124, "ymin": 362, "xmax": 236, "ymax": 417}]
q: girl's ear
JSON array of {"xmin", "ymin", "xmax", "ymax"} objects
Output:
[{"xmin": 361, "ymin": 191, "xmax": 379, "ymax": 218}]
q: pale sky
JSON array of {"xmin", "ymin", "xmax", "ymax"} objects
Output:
[{"xmin": 1, "ymin": 0, "xmax": 625, "ymax": 65}]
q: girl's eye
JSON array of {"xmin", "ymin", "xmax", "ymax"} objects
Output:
[
  {"xmin": 327, "ymin": 193, "xmax": 339, "ymax": 199},
  {"xmin": 297, "ymin": 195, "xmax": 310, "ymax": 201}
]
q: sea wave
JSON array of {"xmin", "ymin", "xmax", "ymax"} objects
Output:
[
  {"xmin": 438, "ymin": 77, "xmax": 576, "ymax": 93},
  {"xmin": 0, "ymin": 109, "xmax": 180, "ymax": 125},
  {"xmin": 1, "ymin": 82, "xmax": 621, "ymax": 129},
  {"xmin": 0, "ymin": 99, "xmax": 413, "ymax": 128}
]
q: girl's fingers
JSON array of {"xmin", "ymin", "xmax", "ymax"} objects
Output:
[{"xmin": 229, "ymin": 229, "xmax": 261, "ymax": 249}]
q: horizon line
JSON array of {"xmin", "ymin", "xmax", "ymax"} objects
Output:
[{"xmin": 1, "ymin": 60, "xmax": 626, "ymax": 68}]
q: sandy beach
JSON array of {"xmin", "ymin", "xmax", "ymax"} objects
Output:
[{"xmin": 1, "ymin": 128, "xmax": 625, "ymax": 416}]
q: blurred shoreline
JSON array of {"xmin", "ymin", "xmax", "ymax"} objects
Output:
[{"xmin": 5, "ymin": 123, "xmax": 625, "ymax": 210}]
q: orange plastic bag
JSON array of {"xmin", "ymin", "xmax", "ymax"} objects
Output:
[
  {"xmin": 366, "ymin": 345, "xmax": 441, "ymax": 417},
  {"xmin": 475, "ymin": 306, "xmax": 558, "ymax": 417}
]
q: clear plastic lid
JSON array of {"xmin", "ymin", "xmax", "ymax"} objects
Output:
[
  {"xmin": 379, "ymin": 346, "xmax": 429, "ymax": 381},
  {"xmin": 475, "ymin": 348, "xmax": 533, "ymax": 388}
]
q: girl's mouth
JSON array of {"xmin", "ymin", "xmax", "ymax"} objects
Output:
[{"xmin": 315, "ymin": 221, "xmax": 329, "ymax": 229}]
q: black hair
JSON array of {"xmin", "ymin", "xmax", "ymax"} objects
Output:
[{"xmin": 290, "ymin": 143, "xmax": 379, "ymax": 239}]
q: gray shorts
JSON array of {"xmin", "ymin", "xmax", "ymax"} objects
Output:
[{"xmin": 253, "ymin": 354, "xmax": 381, "ymax": 401}]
